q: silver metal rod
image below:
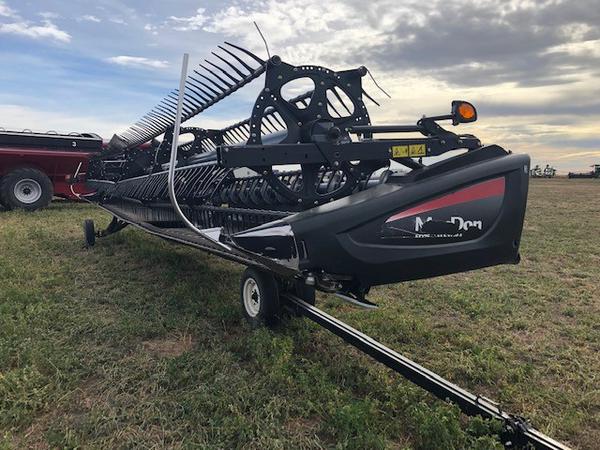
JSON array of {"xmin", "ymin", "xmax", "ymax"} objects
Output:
[{"xmin": 167, "ymin": 53, "xmax": 230, "ymax": 250}]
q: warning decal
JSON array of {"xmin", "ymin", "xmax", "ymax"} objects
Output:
[{"xmin": 391, "ymin": 144, "xmax": 427, "ymax": 158}]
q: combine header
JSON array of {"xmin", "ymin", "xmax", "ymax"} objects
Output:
[
  {"xmin": 80, "ymin": 43, "xmax": 568, "ymax": 448},
  {"xmin": 568, "ymin": 164, "xmax": 600, "ymax": 179}
]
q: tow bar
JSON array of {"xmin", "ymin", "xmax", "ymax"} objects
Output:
[{"xmin": 284, "ymin": 294, "xmax": 570, "ymax": 450}]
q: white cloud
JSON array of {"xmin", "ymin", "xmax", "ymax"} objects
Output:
[
  {"xmin": 0, "ymin": 20, "xmax": 71, "ymax": 43},
  {"xmin": 106, "ymin": 55, "xmax": 169, "ymax": 69},
  {"xmin": 0, "ymin": 1, "xmax": 15, "ymax": 17},
  {"xmin": 168, "ymin": 8, "xmax": 206, "ymax": 31},
  {"xmin": 39, "ymin": 11, "xmax": 60, "ymax": 20},
  {"xmin": 80, "ymin": 14, "xmax": 101, "ymax": 23},
  {"xmin": 143, "ymin": 23, "xmax": 159, "ymax": 35},
  {"xmin": 109, "ymin": 17, "xmax": 127, "ymax": 25},
  {"xmin": 201, "ymin": 0, "xmax": 390, "ymax": 66}
]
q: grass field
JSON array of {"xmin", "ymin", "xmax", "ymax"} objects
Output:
[{"xmin": 0, "ymin": 178, "xmax": 598, "ymax": 449}]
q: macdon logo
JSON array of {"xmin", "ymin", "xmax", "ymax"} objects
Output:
[{"xmin": 415, "ymin": 216, "xmax": 483, "ymax": 232}]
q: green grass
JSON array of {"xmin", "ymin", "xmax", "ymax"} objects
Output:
[{"xmin": 0, "ymin": 178, "xmax": 598, "ymax": 449}]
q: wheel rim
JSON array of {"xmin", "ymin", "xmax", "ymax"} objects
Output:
[
  {"xmin": 243, "ymin": 278, "xmax": 261, "ymax": 317},
  {"xmin": 14, "ymin": 178, "xmax": 42, "ymax": 204}
]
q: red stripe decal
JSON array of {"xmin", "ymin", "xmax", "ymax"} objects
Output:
[{"xmin": 386, "ymin": 177, "xmax": 505, "ymax": 223}]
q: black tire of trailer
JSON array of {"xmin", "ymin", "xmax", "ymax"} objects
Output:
[
  {"xmin": 240, "ymin": 267, "xmax": 281, "ymax": 328},
  {"xmin": 83, "ymin": 219, "xmax": 96, "ymax": 248},
  {"xmin": 0, "ymin": 167, "xmax": 53, "ymax": 211}
]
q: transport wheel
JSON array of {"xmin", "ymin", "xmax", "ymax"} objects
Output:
[
  {"xmin": 83, "ymin": 219, "xmax": 96, "ymax": 248},
  {"xmin": 0, "ymin": 168, "xmax": 53, "ymax": 211},
  {"xmin": 240, "ymin": 267, "xmax": 280, "ymax": 327}
]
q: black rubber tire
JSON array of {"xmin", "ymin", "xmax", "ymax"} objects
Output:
[
  {"xmin": 0, "ymin": 168, "xmax": 53, "ymax": 211},
  {"xmin": 240, "ymin": 267, "xmax": 280, "ymax": 328},
  {"xmin": 83, "ymin": 219, "xmax": 96, "ymax": 248}
]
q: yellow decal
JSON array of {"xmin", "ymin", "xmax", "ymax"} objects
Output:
[
  {"xmin": 409, "ymin": 144, "xmax": 426, "ymax": 156},
  {"xmin": 391, "ymin": 145, "xmax": 409, "ymax": 158},
  {"xmin": 391, "ymin": 144, "xmax": 427, "ymax": 158}
]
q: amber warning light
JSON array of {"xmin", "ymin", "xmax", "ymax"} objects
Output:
[{"xmin": 451, "ymin": 100, "xmax": 477, "ymax": 125}]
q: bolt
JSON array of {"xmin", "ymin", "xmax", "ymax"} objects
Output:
[
  {"xmin": 298, "ymin": 122, "xmax": 302, "ymax": 126},
  {"xmin": 265, "ymin": 87, "xmax": 271, "ymax": 93},
  {"xmin": 333, "ymin": 161, "xmax": 340, "ymax": 167}
]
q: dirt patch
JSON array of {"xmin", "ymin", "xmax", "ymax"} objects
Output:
[{"xmin": 142, "ymin": 333, "xmax": 195, "ymax": 358}]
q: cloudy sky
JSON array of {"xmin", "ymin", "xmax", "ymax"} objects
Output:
[{"xmin": 0, "ymin": 0, "xmax": 598, "ymax": 171}]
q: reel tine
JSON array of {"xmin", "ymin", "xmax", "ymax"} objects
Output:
[
  {"xmin": 141, "ymin": 114, "xmax": 163, "ymax": 128},
  {"xmin": 230, "ymin": 127, "xmax": 246, "ymax": 142},
  {"xmin": 167, "ymin": 94, "xmax": 193, "ymax": 112},
  {"xmin": 159, "ymin": 99, "xmax": 178, "ymax": 112},
  {"xmin": 140, "ymin": 124, "xmax": 160, "ymax": 136},
  {"xmin": 139, "ymin": 118, "xmax": 160, "ymax": 132},
  {"xmin": 193, "ymin": 70, "xmax": 227, "ymax": 93},
  {"xmin": 147, "ymin": 112, "xmax": 171, "ymax": 127},
  {"xmin": 189, "ymin": 75, "xmax": 221, "ymax": 97},
  {"xmin": 149, "ymin": 111, "xmax": 173, "ymax": 127},
  {"xmin": 218, "ymin": 45, "xmax": 254, "ymax": 73},
  {"xmin": 156, "ymin": 104, "xmax": 176, "ymax": 118},
  {"xmin": 205, "ymin": 59, "xmax": 240, "ymax": 83},
  {"xmin": 224, "ymin": 41, "xmax": 265, "ymax": 66},
  {"xmin": 261, "ymin": 118, "xmax": 274, "ymax": 133},
  {"xmin": 236, "ymin": 126, "xmax": 250, "ymax": 141},
  {"xmin": 263, "ymin": 114, "xmax": 280, "ymax": 131},
  {"xmin": 361, "ymin": 88, "xmax": 380, "ymax": 106},
  {"xmin": 179, "ymin": 87, "xmax": 203, "ymax": 106},
  {"xmin": 212, "ymin": 51, "xmax": 246, "ymax": 78},
  {"xmin": 183, "ymin": 91, "xmax": 205, "ymax": 107},
  {"xmin": 178, "ymin": 92, "xmax": 200, "ymax": 109},
  {"xmin": 331, "ymin": 87, "xmax": 353, "ymax": 115},
  {"xmin": 199, "ymin": 63, "xmax": 234, "ymax": 88},
  {"xmin": 172, "ymin": 90, "xmax": 197, "ymax": 110},
  {"xmin": 164, "ymin": 95, "xmax": 185, "ymax": 111},
  {"xmin": 185, "ymin": 83, "xmax": 211, "ymax": 103},
  {"xmin": 222, "ymin": 132, "xmax": 236, "ymax": 145},
  {"xmin": 116, "ymin": 41, "xmax": 271, "ymax": 149},
  {"xmin": 270, "ymin": 111, "xmax": 286, "ymax": 128}
]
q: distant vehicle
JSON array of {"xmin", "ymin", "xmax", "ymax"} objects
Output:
[
  {"xmin": 568, "ymin": 164, "xmax": 600, "ymax": 179},
  {"xmin": 0, "ymin": 129, "xmax": 103, "ymax": 211},
  {"xmin": 530, "ymin": 164, "xmax": 543, "ymax": 177},
  {"xmin": 543, "ymin": 164, "xmax": 556, "ymax": 178},
  {"xmin": 530, "ymin": 164, "xmax": 556, "ymax": 178}
]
